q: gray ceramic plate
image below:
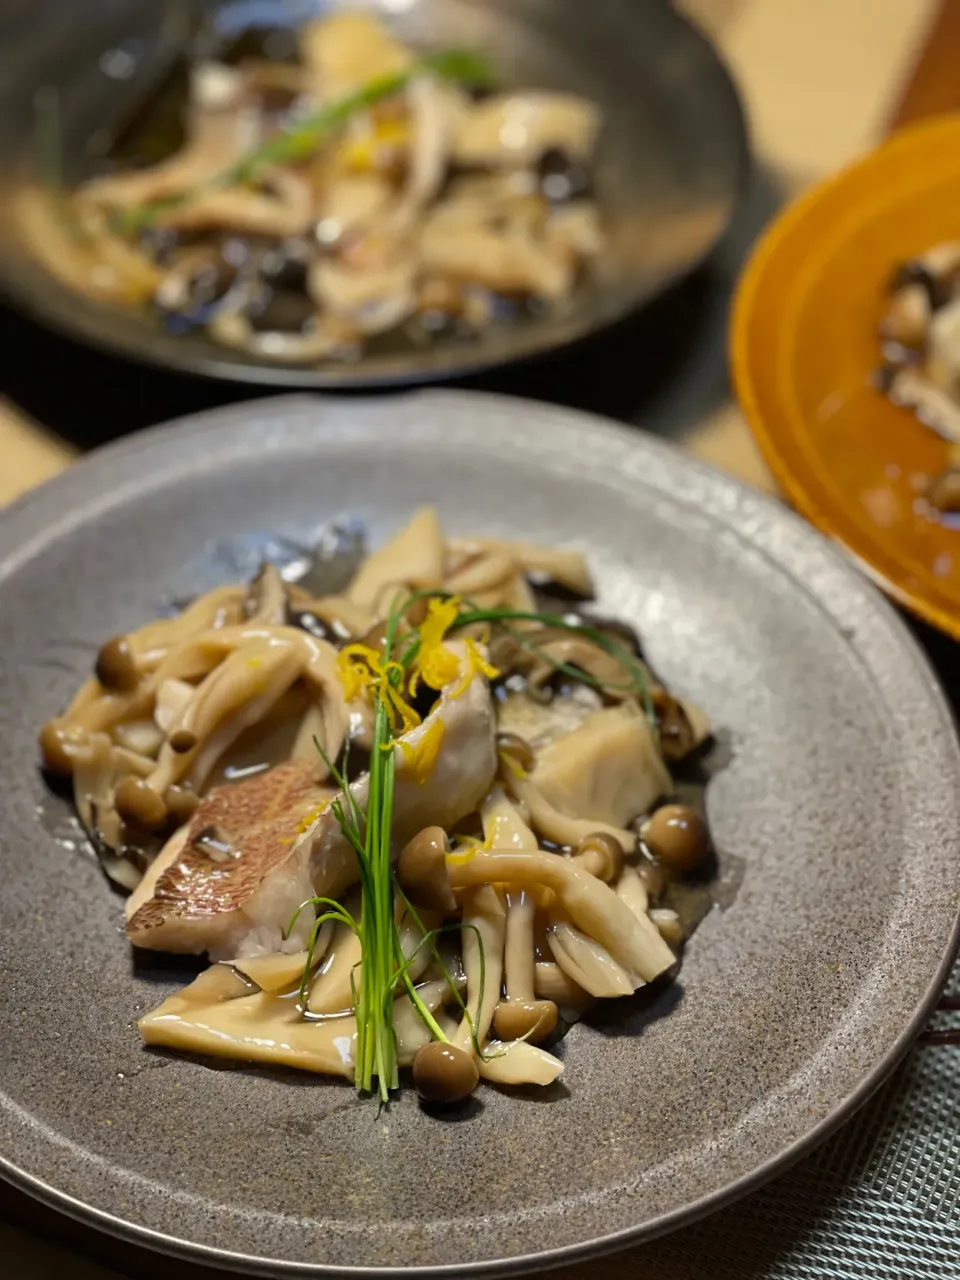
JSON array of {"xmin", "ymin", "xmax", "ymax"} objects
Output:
[
  {"xmin": 0, "ymin": 392, "xmax": 958, "ymax": 1277},
  {"xmin": 0, "ymin": 0, "xmax": 746, "ymax": 387}
]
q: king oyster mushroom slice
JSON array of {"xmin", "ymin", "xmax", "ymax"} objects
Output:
[{"xmin": 454, "ymin": 93, "xmax": 601, "ymax": 169}]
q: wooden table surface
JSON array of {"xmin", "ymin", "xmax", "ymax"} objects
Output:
[{"xmin": 0, "ymin": 1, "xmax": 952, "ymax": 1276}]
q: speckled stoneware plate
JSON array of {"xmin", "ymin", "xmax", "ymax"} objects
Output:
[{"xmin": 0, "ymin": 392, "xmax": 958, "ymax": 1277}]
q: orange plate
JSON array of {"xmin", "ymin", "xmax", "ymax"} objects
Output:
[{"xmin": 732, "ymin": 113, "xmax": 960, "ymax": 639}]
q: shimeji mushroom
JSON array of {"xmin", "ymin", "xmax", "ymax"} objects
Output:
[
  {"xmin": 533, "ymin": 960, "xmax": 591, "ymax": 1007},
  {"xmin": 397, "ymin": 827, "xmax": 457, "ymax": 912},
  {"xmin": 416, "ymin": 842, "xmax": 674, "ymax": 987},
  {"xmin": 546, "ymin": 912, "xmax": 636, "ymax": 998},
  {"xmin": 640, "ymin": 804, "xmax": 712, "ymax": 871},
  {"xmin": 451, "ymin": 884, "xmax": 506, "ymax": 1054},
  {"xmin": 571, "ymin": 831, "xmax": 624, "ymax": 882},
  {"xmin": 492, "ymin": 888, "xmax": 559, "ymax": 1044}
]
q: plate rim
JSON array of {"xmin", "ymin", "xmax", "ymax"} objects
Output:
[
  {"xmin": 730, "ymin": 111, "xmax": 960, "ymax": 641},
  {"xmin": 1, "ymin": 389, "xmax": 958, "ymax": 1277}
]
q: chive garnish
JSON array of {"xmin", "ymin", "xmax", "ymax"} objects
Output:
[{"xmin": 114, "ymin": 48, "xmax": 494, "ymax": 234}]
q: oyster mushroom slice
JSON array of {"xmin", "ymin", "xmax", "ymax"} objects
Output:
[
  {"xmin": 454, "ymin": 93, "xmax": 601, "ymax": 168},
  {"xmin": 546, "ymin": 202, "xmax": 604, "ymax": 260},
  {"xmin": 388, "ymin": 77, "xmax": 465, "ymax": 235},
  {"xmin": 546, "ymin": 914, "xmax": 636, "ymax": 998},
  {"xmin": 480, "ymin": 786, "xmax": 538, "ymax": 851},
  {"xmin": 156, "ymin": 169, "xmax": 314, "ymax": 237},
  {"xmin": 346, "ymin": 506, "xmax": 444, "ymax": 611},
  {"xmin": 445, "ymin": 536, "xmax": 593, "ymax": 596},
  {"xmin": 244, "ymin": 563, "xmax": 288, "ymax": 625},
  {"xmin": 308, "ymin": 904, "xmax": 362, "ymax": 1015},
  {"xmin": 80, "ymin": 62, "xmax": 260, "ymax": 212},
  {"xmin": 315, "ymin": 174, "xmax": 393, "ymax": 244},
  {"xmin": 300, "ymin": 11, "xmax": 412, "ymax": 99},
  {"xmin": 419, "ymin": 207, "xmax": 574, "ymax": 301},
  {"xmin": 525, "ymin": 635, "xmax": 635, "ymax": 698}
]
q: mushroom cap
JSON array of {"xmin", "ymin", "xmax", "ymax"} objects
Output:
[
  {"xmin": 492, "ymin": 997, "xmax": 558, "ymax": 1044},
  {"xmin": 641, "ymin": 804, "xmax": 711, "ymax": 871},
  {"xmin": 95, "ymin": 636, "xmax": 139, "ymax": 692},
  {"xmin": 169, "ymin": 728, "xmax": 199, "ymax": 754},
  {"xmin": 412, "ymin": 1040, "xmax": 479, "ymax": 1103},
  {"xmin": 39, "ymin": 720, "xmax": 87, "ymax": 776},
  {"xmin": 496, "ymin": 730, "xmax": 535, "ymax": 774},
  {"xmin": 397, "ymin": 826, "xmax": 456, "ymax": 912},
  {"xmin": 115, "ymin": 776, "xmax": 168, "ymax": 830},
  {"xmin": 572, "ymin": 830, "xmax": 624, "ymax": 882}
]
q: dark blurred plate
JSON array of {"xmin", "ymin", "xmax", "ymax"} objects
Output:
[
  {"xmin": 0, "ymin": 391, "xmax": 957, "ymax": 1276},
  {"xmin": 0, "ymin": 0, "xmax": 747, "ymax": 388}
]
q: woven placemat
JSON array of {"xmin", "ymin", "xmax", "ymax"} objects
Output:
[{"xmin": 598, "ymin": 969, "xmax": 960, "ymax": 1280}]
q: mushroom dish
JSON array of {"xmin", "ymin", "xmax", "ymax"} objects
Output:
[
  {"xmin": 40, "ymin": 509, "xmax": 716, "ymax": 1104},
  {"xmin": 878, "ymin": 241, "xmax": 960, "ymax": 518},
  {"xmin": 21, "ymin": 10, "xmax": 605, "ymax": 366}
]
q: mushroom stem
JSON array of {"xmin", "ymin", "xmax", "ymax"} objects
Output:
[
  {"xmin": 477, "ymin": 1039, "xmax": 563, "ymax": 1086},
  {"xmin": 447, "ymin": 849, "xmax": 674, "ymax": 984},
  {"xmin": 491, "ymin": 887, "xmax": 559, "ymax": 1045},
  {"xmin": 533, "ymin": 960, "xmax": 591, "ymax": 1006},
  {"xmin": 452, "ymin": 884, "xmax": 506, "ymax": 1055},
  {"xmin": 546, "ymin": 912, "xmax": 636, "ymax": 998}
]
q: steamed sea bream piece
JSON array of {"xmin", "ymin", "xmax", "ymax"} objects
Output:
[
  {"xmin": 41, "ymin": 507, "xmax": 716, "ymax": 1100},
  {"xmin": 19, "ymin": 10, "xmax": 605, "ymax": 366},
  {"xmin": 126, "ymin": 646, "xmax": 497, "ymax": 958}
]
